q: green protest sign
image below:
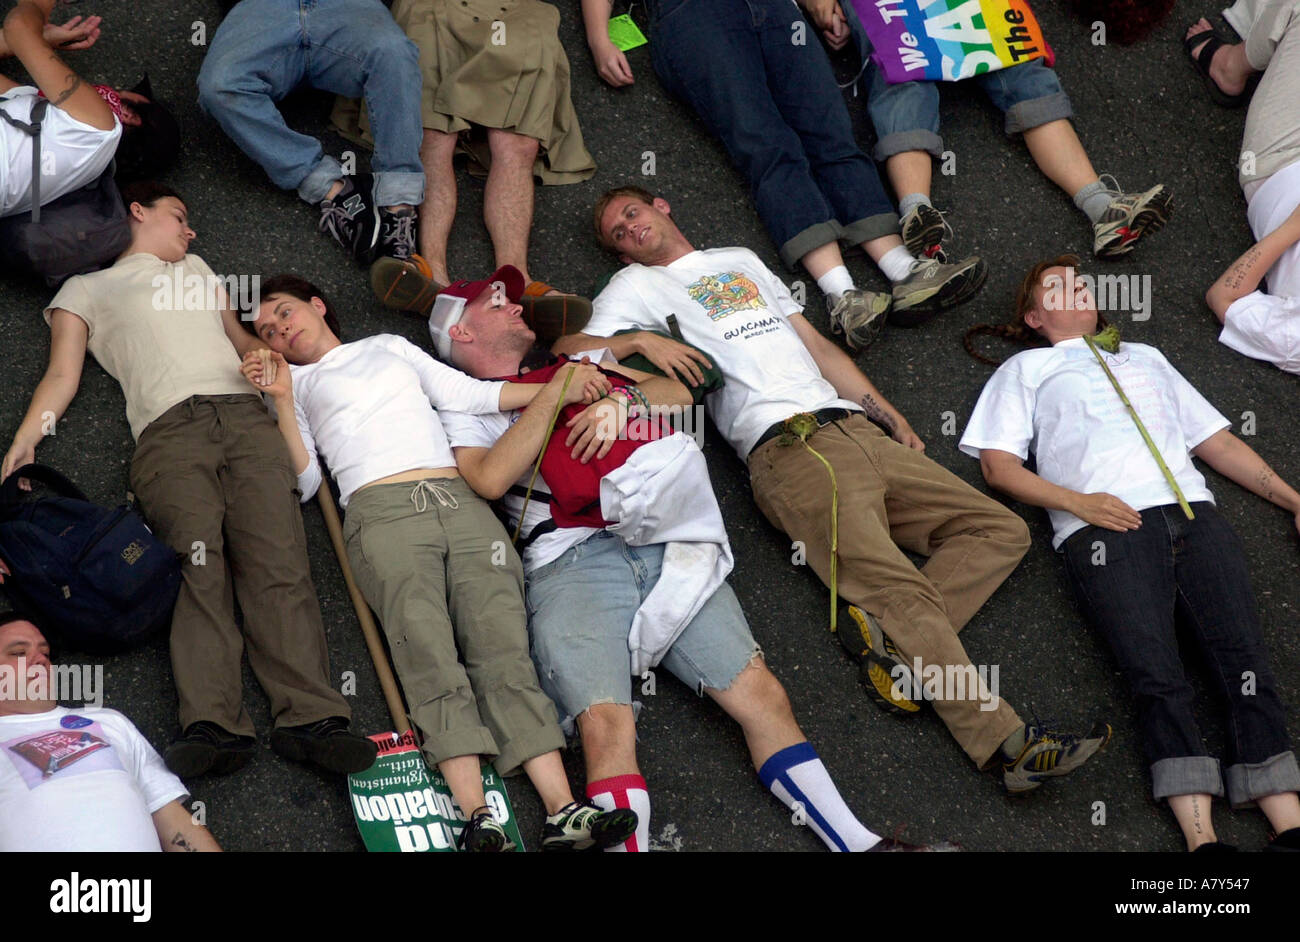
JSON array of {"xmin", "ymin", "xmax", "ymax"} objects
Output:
[{"xmin": 348, "ymin": 730, "xmax": 524, "ymax": 852}]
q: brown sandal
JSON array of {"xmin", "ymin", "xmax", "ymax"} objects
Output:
[{"xmin": 519, "ymin": 281, "xmax": 592, "ymax": 342}]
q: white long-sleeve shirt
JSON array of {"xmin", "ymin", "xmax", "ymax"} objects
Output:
[{"xmin": 289, "ymin": 334, "xmax": 504, "ymax": 506}]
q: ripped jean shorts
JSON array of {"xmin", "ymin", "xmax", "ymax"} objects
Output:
[{"xmin": 524, "ymin": 531, "xmax": 761, "ymax": 728}]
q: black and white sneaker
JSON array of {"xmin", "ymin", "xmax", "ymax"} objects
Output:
[
  {"xmin": 541, "ymin": 800, "xmax": 638, "ymax": 851},
  {"xmin": 318, "ymin": 173, "xmax": 380, "ymax": 264},
  {"xmin": 376, "ymin": 207, "xmax": 417, "ymax": 262}
]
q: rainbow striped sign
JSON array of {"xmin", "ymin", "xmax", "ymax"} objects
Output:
[{"xmin": 850, "ymin": 0, "xmax": 1053, "ymax": 84}]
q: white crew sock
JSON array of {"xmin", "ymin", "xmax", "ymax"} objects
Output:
[
  {"xmin": 877, "ymin": 245, "xmax": 917, "ymax": 283},
  {"xmin": 815, "ymin": 265, "xmax": 855, "ymax": 302}
]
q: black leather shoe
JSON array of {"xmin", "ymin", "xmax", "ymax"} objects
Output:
[
  {"xmin": 269, "ymin": 716, "xmax": 378, "ymax": 774},
  {"xmin": 165, "ymin": 721, "xmax": 255, "ymax": 778}
]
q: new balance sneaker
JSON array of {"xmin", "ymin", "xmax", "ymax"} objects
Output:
[
  {"xmin": 269, "ymin": 716, "xmax": 378, "ymax": 774},
  {"xmin": 375, "ymin": 206, "xmax": 417, "ymax": 262},
  {"xmin": 541, "ymin": 800, "xmax": 639, "ymax": 852},
  {"xmin": 890, "ymin": 254, "xmax": 987, "ymax": 326},
  {"xmin": 827, "ymin": 288, "xmax": 892, "ymax": 352},
  {"xmin": 1093, "ymin": 181, "xmax": 1173, "ymax": 258},
  {"xmin": 834, "ymin": 604, "xmax": 921, "ymax": 715},
  {"xmin": 1002, "ymin": 722, "xmax": 1112, "ymax": 795},
  {"xmin": 164, "ymin": 721, "xmax": 255, "ymax": 778},
  {"xmin": 900, "ymin": 203, "xmax": 951, "ymax": 263},
  {"xmin": 369, "ymin": 253, "xmax": 444, "ymax": 315},
  {"xmin": 318, "ymin": 173, "xmax": 380, "ymax": 264},
  {"xmin": 458, "ymin": 808, "xmax": 512, "ymax": 853}
]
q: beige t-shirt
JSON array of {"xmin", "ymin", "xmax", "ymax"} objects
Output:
[{"xmin": 45, "ymin": 253, "xmax": 249, "ymax": 441}]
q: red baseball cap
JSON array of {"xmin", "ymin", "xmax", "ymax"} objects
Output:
[{"xmin": 428, "ymin": 264, "xmax": 527, "ymax": 360}]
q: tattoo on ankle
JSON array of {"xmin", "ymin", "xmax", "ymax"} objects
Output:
[
  {"xmin": 51, "ymin": 73, "xmax": 82, "ymax": 106},
  {"xmin": 859, "ymin": 393, "xmax": 896, "ymax": 434},
  {"xmin": 1192, "ymin": 797, "xmax": 1203, "ymax": 835}
]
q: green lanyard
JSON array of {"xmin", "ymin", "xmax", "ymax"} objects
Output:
[{"xmin": 1082, "ymin": 334, "xmax": 1194, "ymax": 520}]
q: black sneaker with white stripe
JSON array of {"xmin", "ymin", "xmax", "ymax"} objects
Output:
[
  {"xmin": 318, "ymin": 173, "xmax": 380, "ymax": 264},
  {"xmin": 376, "ymin": 207, "xmax": 417, "ymax": 262}
]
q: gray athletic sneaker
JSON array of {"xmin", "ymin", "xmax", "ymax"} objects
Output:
[
  {"xmin": 1093, "ymin": 181, "xmax": 1173, "ymax": 258},
  {"xmin": 900, "ymin": 203, "xmax": 951, "ymax": 263},
  {"xmin": 1002, "ymin": 722, "xmax": 1113, "ymax": 795},
  {"xmin": 890, "ymin": 255, "xmax": 988, "ymax": 326},
  {"xmin": 827, "ymin": 288, "xmax": 892, "ymax": 352}
]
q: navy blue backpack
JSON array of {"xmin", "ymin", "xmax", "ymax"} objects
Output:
[{"xmin": 0, "ymin": 464, "xmax": 182, "ymax": 653}]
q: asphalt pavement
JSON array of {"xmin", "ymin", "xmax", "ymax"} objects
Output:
[{"xmin": 1, "ymin": 0, "xmax": 1296, "ymax": 854}]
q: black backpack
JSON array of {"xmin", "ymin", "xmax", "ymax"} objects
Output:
[
  {"xmin": 0, "ymin": 464, "xmax": 182, "ymax": 654},
  {"xmin": 0, "ymin": 98, "xmax": 131, "ymax": 287}
]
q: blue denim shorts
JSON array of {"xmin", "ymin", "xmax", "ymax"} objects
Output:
[
  {"xmin": 524, "ymin": 531, "xmax": 761, "ymax": 725},
  {"xmin": 866, "ymin": 57, "xmax": 1072, "ymax": 160}
]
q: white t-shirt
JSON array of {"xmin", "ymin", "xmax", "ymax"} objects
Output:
[
  {"xmin": 46, "ymin": 253, "xmax": 251, "ymax": 441},
  {"xmin": 0, "ymin": 706, "xmax": 186, "ymax": 852},
  {"xmin": 1221, "ymin": 159, "xmax": 1300, "ymax": 374},
  {"xmin": 959, "ymin": 339, "xmax": 1230, "ymax": 549},
  {"xmin": 0, "ymin": 86, "xmax": 122, "ymax": 218},
  {"xmin": 587, "ymin": 248, "xmax": 858, "ymax": 460},
  {"xmin": 289, "ymin": 334, "xmax": 505, "ymax": 507}
]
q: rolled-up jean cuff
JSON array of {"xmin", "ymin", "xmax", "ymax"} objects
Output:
[
  {"xmin": 1225, "ymin": 751, "xmax": 1300, "ymax": 808},
  {"xmin": 421, "ymin": 725, "xmax": 500, "ymax": 771},
  {"xmin": 873, "ymin": 129, "xmax": 944, "ymax": 162},
  {"xmin": 373, "ymin": 170, "xmax": 425, "ymax": 208},
  {"xmin": 1151, "ymin": 755, "xmax": 1224, "ymax": 801},
  {"xmin": 297, "ymin": 154, "xmax": 346, "ymax": 204},
  {"xmin": 840, "ymin": 211, "xmax": 903, "ymax": 247},
  {"xmin": 779, "ymin": 220, "xmax": 845, "ymax": 269},
  {"xmin": 1004, "ymin": 91, "xmax": 1073, "ymax": 135},
  {"xmin": 494, "ymin": 722, "xmax": 566, "ymax": 778}
]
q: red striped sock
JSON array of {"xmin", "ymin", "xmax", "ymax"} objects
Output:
[{"xmin": 586, "ymin": 773, "xmax": 650, "ymax": 853}]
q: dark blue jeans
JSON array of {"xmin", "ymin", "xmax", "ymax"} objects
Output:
[
  {"xmin": 1062, "ymin": 502, "xmax": 1299, "ymax": 807},
  {"xmin": 646, "ymin": 0, "xmax": 898, "ymax": 269}
]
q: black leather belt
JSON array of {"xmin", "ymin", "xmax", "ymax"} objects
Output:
[{"xmin": 749, "ymin": 407, "xmax": 856, "ymax": 458}]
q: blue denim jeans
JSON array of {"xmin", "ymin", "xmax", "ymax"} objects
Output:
[
  {"xmin": 1062, "ymin": 502, "xmax": 1300, "ymax": 807},
  {"xmin": 524, "ymin": 531, "xmax": 761, "ymax": 730},
  {"xmin": 646, "ymin": 0, "xmax": 898, "ymax": 268},
  {"xmin": 842, "ymin": 1, "xmax": 1072, "ymax": 161},
  {"xmin": 198, "ymin": 0, "xmax": 425, "ymax": 206}
]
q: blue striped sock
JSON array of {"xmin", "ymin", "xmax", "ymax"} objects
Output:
[{"xmin": 758, "ymin": 742, "xmax": 880, "ymax": 852}]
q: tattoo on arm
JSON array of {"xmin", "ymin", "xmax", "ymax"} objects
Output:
[
  {"xmin": 50, "ymin": 72, "xmax": 82, "ymax": 106},
  {"xmin": 170, "ymin": 831, "xmax": 199, "ymax": 852},
  {"xmin": 859, "ymin": 393, "xmax": 895, "ymax": 434},
  {"xmin": 1257, "ymin": 464, "xmax": 1276, "ymax": 502},
  {"xmin": 1223, "ymin": 247, "xmax": 1261, "ymax": 291}
]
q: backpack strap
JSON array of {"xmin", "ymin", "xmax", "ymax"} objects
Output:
[
  {"xmin": 0, "ymin": 462, "xmax": 88, "ymax": 508},
  {"xmin": 0, "ymin": 97, "xmax": 48, "ymax": 224}
]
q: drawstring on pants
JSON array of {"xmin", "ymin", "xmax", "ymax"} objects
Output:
[{"xmin": 410, "ymin": 480, "xmax": 459, "ymax": 513}]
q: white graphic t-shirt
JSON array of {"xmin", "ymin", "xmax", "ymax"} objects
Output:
[
  {"xmin": 0, "ymin": 706, "xmax": 186, "ymax": 851},
  {"xmin": 959, "ymin": 339, "xmax": 1229, "ymax": 549},
  {"xmin": 587, "ymin": 248, "xmax": 859, "ymax": 459}
]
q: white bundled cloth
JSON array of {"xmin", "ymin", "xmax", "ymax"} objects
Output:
[{"xmin": 599, "ymin": 433, "xmax": 733, "ymax": 676}]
